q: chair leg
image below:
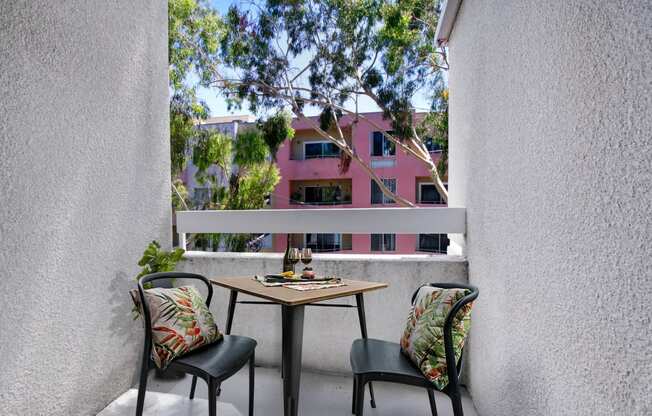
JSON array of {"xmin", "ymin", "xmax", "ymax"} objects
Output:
[
  {"xmin": 351, "ymin": 376, "xmax": 358, "ymax": 414},
  {"xmin": 354, "ymin": 376, "xmax": 366, "ymax": 416},
  {"xmin": 355, "ymin": 294, "xmax": 377, "ymax": 409},
  {"xmin": 427, "ymin": 389, "xmax": 438, "ymax": 416},
  {"xmin": 449, "ymin": 392, "xmax": 464, "ymax": 416},
  {"xmin": 208, "ymin": 378, "xmax": 218, "ymax": 416},
  {"xmin": 189, "ymin": 375, "xmax": 198, "ymax": 399},
  {"xmin": 249, "ymin": 352, "xmax": 255, "ymax": 416},
  {"xmin": 135, "ymin": 363, "xmax": 149, "ymax": 416},
  {"xmin": 368, "ymin": 382, "xmax": 376, "ymax": 408}
]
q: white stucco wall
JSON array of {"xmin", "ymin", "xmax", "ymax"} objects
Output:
[
  {"xmin": 178, "ymin": 252, "xmax": 468, "ymax": 373},
  {"xmin": 0, "ymin": 2, "xmax": 170, "ymax": 415},
  {"xmin": 448, "ymin": 1, "xmax": 651, "ymax": 415}
]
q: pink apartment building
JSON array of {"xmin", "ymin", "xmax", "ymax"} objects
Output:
[{"xmin": 272, "ymin": 112, "xmax": 448, "ymax": 254}]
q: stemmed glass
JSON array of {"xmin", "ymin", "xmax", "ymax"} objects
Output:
[
  {"xmin": 301, "ymin": 248, "xmax": 312, "ymax": 268},
  {"xmin": 288, "ymin": 248, "xmax": 301, "ymax": 274}
]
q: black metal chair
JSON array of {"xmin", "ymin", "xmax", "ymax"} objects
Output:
[
  {"xmin": 350, "ymin": 282, "xmax": 478, "ymax": 416},
  {"xmin": 135, "ymin": 272, "xmax": 257, "ymax": 416}
]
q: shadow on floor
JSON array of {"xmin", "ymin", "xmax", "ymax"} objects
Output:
[{"xmin": 103, "ymin": 365, "xmax": 478, "ymax": 416}]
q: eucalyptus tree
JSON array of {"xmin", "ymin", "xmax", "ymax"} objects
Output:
[
  {"xmin": 214, "ymin": 0, "xmax": 449, "ymax": 205},
  {"xmin": 168, "ymin": 0, "xmax": 223, "ymax": 191}
]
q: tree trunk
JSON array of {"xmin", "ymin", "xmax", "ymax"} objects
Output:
[{"xmin": 426, "ymin": 160, "xmax": 449, "ymax": 203}]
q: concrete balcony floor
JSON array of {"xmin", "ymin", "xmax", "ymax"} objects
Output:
[{"xmin": 99, "ymin": 365, "xmax": 478, "ymax": 416}]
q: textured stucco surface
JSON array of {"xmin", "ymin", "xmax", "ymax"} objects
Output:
[
  {"xmin": 178, "ymin": 252, "xmax": 467, "ymax": 373},
  {"xmin": 0, "ymin": 2, "xmax": 170, "ymax": 415},
  {"xmin": 448, "ymin": 1, "xmax": 651, "ymax": 415}
]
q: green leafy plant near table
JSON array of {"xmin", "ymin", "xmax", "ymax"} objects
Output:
[
  {"xmin": 132, "ymin": 241, "xmax": 186, "ymax": 319},
  {"xmin": 137, "ymin": 241, "xmax": 186, "ymax": 284}
]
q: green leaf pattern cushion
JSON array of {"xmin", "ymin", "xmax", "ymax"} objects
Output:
[
  {"xmin": 400, "ymin": 286, "xmax": 473, "ymax": 390},
  {"xmin": 141, "ymin": 286, "xmax": 223, "ymax": 369}
]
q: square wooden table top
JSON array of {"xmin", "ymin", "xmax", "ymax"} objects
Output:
[{"xmin": 211, "ymin": 276, "xmax": 388, "ymax": 306}]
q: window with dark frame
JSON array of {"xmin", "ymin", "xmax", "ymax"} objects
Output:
[
  {"xmin": 419, "ymin": 183, "xmax": 447, "ymax": 204},
  {"xmin": 304, "ymin": 141, "xmax": 340, "ymax": 159},
  {"xmin": 371, "ymin": 131, "xmax": 396, "ymax": 157},
  {"xmin": 371, "ymin": 178, "xmax": 396, "ymax": 204},
  {"xmin": 417, "ymin": 233, "xmax": 449, "ymax": 254},
  {"xmin": 305, "ymin": 233, "xmax": 342, "ymax": 252},
  {"xmin": 371, "ymin": 234, "xmax": 396, "ymax": 252}
]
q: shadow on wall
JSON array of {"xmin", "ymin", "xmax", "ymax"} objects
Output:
[
  {"xmin": 63, "ymin": 271, "xmax": 145, "ymax": 415},
  {"xmin": 109, "ymin": 271, "xmax": 145, "ymax": 386}
]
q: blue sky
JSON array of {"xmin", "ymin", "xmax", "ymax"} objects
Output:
[{"xmin": 198, "ymin": 0, "xmax": 433, "ymax": 117}]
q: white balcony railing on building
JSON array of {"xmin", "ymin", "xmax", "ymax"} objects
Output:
[{"xmin": 176, "ymin": 207, "xmax": 466, "ymax": 250}]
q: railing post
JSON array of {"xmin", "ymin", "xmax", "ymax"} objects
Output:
[{"xmin": 178, "ymin": 232, "xmax": 187, "ymax": 250}]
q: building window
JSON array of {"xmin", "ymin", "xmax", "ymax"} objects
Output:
[
  {"xmin": 303, "ymin": 185, "xmax": 348, "ymax": 205},
  {"xmin": 419, "ymin": 183, "xmax": 447, "ymax": 204},
  {"xmin": 424, "ymin": 137, "xmax": 443, "ymax": 153},
  {"xmin": 371, "ymin": 234, "xmax": 396, "ymax": 252},
  {"xmin": 371, "ymin": 132, "xmax": 396, "ymax": 157},
  {"xmin": 371, "ymin": 178, "xmax": 396, "ymax": 204},
  {"xmin": 305, "ymin": 233, "xmax": 342, "ymax": 252},
  {"xmin": 417, "ymin": 234, "xmax": 449, "ymax": 254},
  {"xmin": 304, "ymin": 141, "xmax": 340, "ymax": 159}
]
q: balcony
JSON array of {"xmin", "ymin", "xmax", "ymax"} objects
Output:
[
  {"xmin": 289, "ymin": 179, "xmax": 353, "ymax": 207},
  {"xmin": 4, "ymin": 2, "xmax": 649, "ymax": 416},
  {"xmin": 101, "ymin": 207, "xmax": 473, "ymax": 415},
  {"xmin": 289, "ymin": 135, "xmax": 348, "ymax": 161}
]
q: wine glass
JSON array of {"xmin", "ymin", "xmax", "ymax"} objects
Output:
[
  {"xmin": 288, "ymin": 248, "xmax": 301, "ymax": 274},
  {"xmin": 301, "ymin": 248, "xmax": 312, "ymax": 267}
]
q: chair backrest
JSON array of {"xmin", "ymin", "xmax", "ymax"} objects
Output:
[
  {"xmin": 136, "ymin": 272, "xmax": 213, "ymax": 366},
  {"xmin": 410, "ymin": 282, "xmax": 479, "ymax": 392}
]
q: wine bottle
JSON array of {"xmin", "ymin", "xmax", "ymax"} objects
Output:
[{"xmin": 282, "ymin": 234, "xmax": 292, "ymax": 272}]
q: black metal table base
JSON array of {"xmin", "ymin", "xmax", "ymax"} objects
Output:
[
  {"xmin": 219, "ymin": 289, "xmax": 377, "ymax": 415},
  {"xmin": 281, "ymin": 304, "xmax": 305, "ymax": 416}
]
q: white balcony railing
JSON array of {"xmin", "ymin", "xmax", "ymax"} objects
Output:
[{"xmin": 176, "ymin": 207, "xmax": 466, "ymax": 250}]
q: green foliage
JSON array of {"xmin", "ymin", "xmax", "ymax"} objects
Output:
[
  {"xmin": 234, "ymin": 128, "xmax": 269, "ymax": 167},
  {"xmin": 318, "ymin": 106, "xmax": 343, "ymax": 132},
  {"xmin": 168, "ymin": 0, "xmax": 224, "ymax": 197},
  {"xmin": 192, "ymin": 126, "xmax": 281, "ymax": 208},
  {"xmin": 259, "ymin": 110, "xmax": 295, "ymax": 160},
  {"xmin": 191, "ymin": 124, "xmax": 282, "ymax": 251},
  {"xmin": 171, "ymin": 178, "xmax": 190, "ymax": 210},
  {"xmin": 169, "ymin": 0, "xmax": 223, "ymax": 92},
  {"xmin": 170, "ymin": 93, "xmax": 208, "ymax": 176},
  {"xmin": 136, "ymin": 241, "xmax": 186, "ymax": 281},
  {"xmin": 219, "ymin": 0, "xmax": 445, "ymax": 138},
  {"xmin": 227, "ymin": 162, "xmax": 281, "ymax": 210},
  {"xmin": 192, "ymin": 130, "xmax": 232, "ymax": 184},
  {"xmin": 192, "ymin": 233, "xmax": 224, "ymax": 252},
  {"xmin": 417, "ymin": 87, "xmax": 448, "ymax": 177}
]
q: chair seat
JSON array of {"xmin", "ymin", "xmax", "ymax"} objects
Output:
[
  {"xmin": 350, "ymin": 338, "xmax": 432, "ymax": 389},
  {"xmin": 169, "ymin": 335, "xmax": 256, "ymax": 380}
]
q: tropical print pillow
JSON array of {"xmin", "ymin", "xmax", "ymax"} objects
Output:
[
  {"xmin": 134, "ymin": 286, "xmax": 223, "ymax": 369},
  {"xmin": 400, "ymin": 286, "xmax": 473, "ymax": 390}
]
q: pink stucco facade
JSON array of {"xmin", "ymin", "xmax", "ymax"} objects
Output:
[{"xmin": 272, "ymin": 112, "xmax": 446, "ymax": 254}]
